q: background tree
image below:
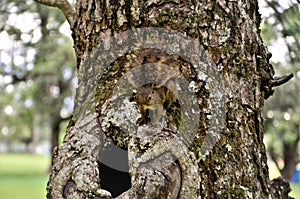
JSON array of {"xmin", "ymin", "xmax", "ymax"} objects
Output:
[
  {"xmin": 32, "ymin": 0, "xmax": 294, "ymax": 198},
  {"xmin": 260, "ymin": 0, "xmax": 300, "ymax": 181},
  {"xmin": 0, "ymin": 0, "xmax": 76, "ymax": 156}
]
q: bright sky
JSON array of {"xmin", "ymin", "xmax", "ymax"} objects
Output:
[
  {"xmin": 0, "ymin": 8, "xmax": 72, "ymax": 85},
  {"xmin": 258, "ymin": 0, "xmax": 289, "ymax": 64}
]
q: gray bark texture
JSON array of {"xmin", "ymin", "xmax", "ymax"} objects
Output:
[{"xmin": 45, "ymin": 0, "xmax": 293, "ymax": 198}]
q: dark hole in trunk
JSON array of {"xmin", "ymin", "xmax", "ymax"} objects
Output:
[{"xmin": 99, "ymin": 143, "xmax": 131, "ymax": 197}]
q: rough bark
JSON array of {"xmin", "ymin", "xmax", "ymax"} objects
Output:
[{"xmin": 45, "ymin": 0, "xmax": 293, "ymax": 198}]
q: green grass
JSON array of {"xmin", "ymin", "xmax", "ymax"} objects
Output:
[
  {"xmin": 0, "ymin": 153, "xmax": 299, "ymax": 198},
  {"xmin": 290, "ymin": 183, "xmax": 300, "ymax": 199},
  {"xmin": 0, "ymin": 175, "xmax": 48, "ymax": 199},
  {"xmin": 0, "ymin": 153, "xmax": 50, "ymax": 199}
]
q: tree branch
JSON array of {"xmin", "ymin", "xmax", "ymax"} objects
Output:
[
  {"xmin": 34, "ymin": 0, "xmax": 75, "ymax": 27},
  {"xmin": 269, "ymin": 73, "xmax": 294, "ymax": 88}
]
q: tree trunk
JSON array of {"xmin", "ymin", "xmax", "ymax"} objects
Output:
[
  {"xmin": 281, "ymin": 124, "xmax": 300, "ymax": 181},
  {"xmin": 45, "ymin": 0, "xmax": 293, "ymax": 198},
  {"xmin": 30, "ymin": 112, "xmax": 42, "ymax": 153},
  {"xmin": 50, "ymin": 115, "xmax": 62, "ymax": 158}
]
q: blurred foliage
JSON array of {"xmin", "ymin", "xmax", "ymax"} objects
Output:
[
  {"xmin": 260, "ymin": 0, "xmax": 300, "ymax": 180},
  {"xmin": 261, "ymin": 0, "xmax": 300, "ymax": 64},
  {"xmin": 0, "ymin": 0, "xmax": 76, "ymax": 150}
]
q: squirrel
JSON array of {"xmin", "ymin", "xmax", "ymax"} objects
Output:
[
  {"xmin": 134, "ymin": 83, "xmax": 177, "ymax": 125},
  {"xmin": 124, "ymin": 49, "xmax": 182, "ymax": 126}
]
